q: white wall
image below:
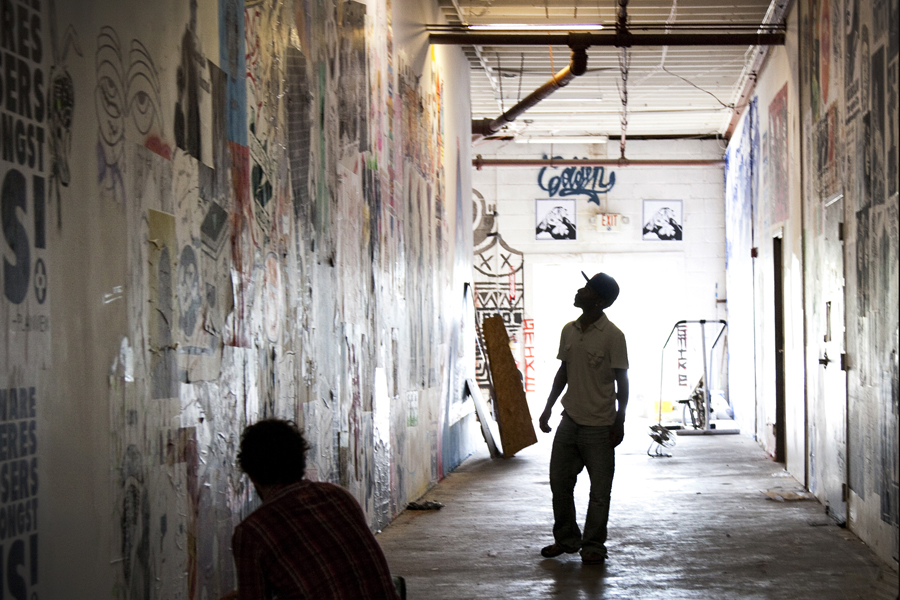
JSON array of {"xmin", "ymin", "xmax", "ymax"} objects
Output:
[
  {"xmin": 749, "ymin": 6, "xmax": 805, "ymax": 474},
  {"xmin": 473, "ymin": 139, "xmax": 727, "ymax": 420}
]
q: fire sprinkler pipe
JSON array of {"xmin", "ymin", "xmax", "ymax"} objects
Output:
[
  {"xmin": 473, "ymin": 39, "xmax": 590, "ymax": 138},
  {"xmin": 472, "ymin": 156, "xmax": 725, "ymax": 170}
]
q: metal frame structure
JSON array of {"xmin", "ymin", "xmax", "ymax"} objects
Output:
[{"xmin": 659, "ymin": 319, "xmax": 737, "ymax": 435}]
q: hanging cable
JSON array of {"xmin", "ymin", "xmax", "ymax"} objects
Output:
[
  {"xmin": 517, "ymin": 53, "xmax": 525, "ymax": 102},
  {"xmin": 616, "ymin": 0, "xmax": 629, "ymax": 159},
  {"xmin": 618, "ymin": 48, "xmax": 629, "ymax": 159},
  {"xmin": 661, "ymin": 65, "xmax": 734, "ymax": 108},
  {"xmin": 632, "ymin": 0, "xmax": 678, "ymax": 88},
  {"xmin": 496, "ymin": 52, "xmax": 505, "ymax": 113}
]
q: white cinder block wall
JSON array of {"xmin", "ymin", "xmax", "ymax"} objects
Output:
[{"xmin": 473, "ymin": 139, "xmax": 727, "ymax": 420}]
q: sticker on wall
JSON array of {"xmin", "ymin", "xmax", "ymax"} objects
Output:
[
  {"xmin": 642, "ymin": 199, "xmax": 683, "ymax": 241},
  {"xmin": 535, "ymin": 199, "xmax": 577, "ymax": 240}
]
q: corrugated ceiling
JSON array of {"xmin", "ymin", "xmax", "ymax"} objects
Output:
[{"xmin": 439, "ymin": 0, "xmax": 780, "ymax": 143}]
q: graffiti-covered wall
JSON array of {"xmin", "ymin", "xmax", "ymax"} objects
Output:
[
  {"xmin": 800, "ymin": 0, "xmax": 899, "ymax": 565},
  {"xmin": 472, "ymin": 188, "xmax": 525, "ymax": 398},
  {"xmin": 726, "ymin": 0, "xmax": 898, "ymax": 567},
  {"xmin": 0, "ymin": 0, "xmax": 475, "ymax": 596}
]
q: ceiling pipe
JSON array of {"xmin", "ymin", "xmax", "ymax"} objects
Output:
[
  {"xmin": 472, "ymin": 156, "xmax": 725, "ymax": 170},
  {"xmin": 430, "ymin": 31, "xmax": 786, "ymax": 47},
  {"xmin": 473, "ymin": 35, "xmax": 590, "ymax": 138}
]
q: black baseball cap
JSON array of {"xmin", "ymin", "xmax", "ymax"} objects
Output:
[{"xmin": 581, "ymin": 271, "xmax": 620, "ymax": 307}]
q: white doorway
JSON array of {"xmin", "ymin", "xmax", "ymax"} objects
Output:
[{"xmin": 528, "ymin": 252, "xmax": 712, "ymax": 421}]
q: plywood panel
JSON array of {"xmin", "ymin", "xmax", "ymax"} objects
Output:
[{"xmin": 481, "ymin": 315, "xmax": 537, "ymax": 456}]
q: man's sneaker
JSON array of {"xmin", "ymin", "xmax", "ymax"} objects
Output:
[
  {"xmin": 541, "ymin": 544, "xmax": 578, "ymax": 558},
  {"xmin": 580, "ymin": 551, "xmax": 607, "ymax": 565}
]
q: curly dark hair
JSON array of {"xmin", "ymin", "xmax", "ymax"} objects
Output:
[{"xmin": 237, "ymin": 419, "xmax": 309, "ymax": 486}]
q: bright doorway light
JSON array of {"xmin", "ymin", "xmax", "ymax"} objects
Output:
[{"xmin": 529, "ymin": 254, "xmax": 688, "ymax": 420}]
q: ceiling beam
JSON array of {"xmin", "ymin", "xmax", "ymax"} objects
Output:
[
  {"xmin": 473, "ymin": 156, "xmax": 725, "ymax": 169},
  {"xmin": 430, "ymin": 31, "xmax": 785, "ymax": 47}
]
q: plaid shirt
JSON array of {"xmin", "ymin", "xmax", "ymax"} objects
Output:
[{"xmin": 233, "ymin": 481, "xmax": 400, "ymax": 600}]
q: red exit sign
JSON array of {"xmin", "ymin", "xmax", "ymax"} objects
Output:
[{"xmin": 596, "ymin": 213, "xmax": 622, "ymax": 232}]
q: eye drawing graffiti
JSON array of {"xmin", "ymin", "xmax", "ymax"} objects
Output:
[
  {"xmin": 128, "ymin": 41, "xmax": 163, "ymax": 136},
  {"xmin": 95, "ymin": 28, "xmax": 166, "ymax": 203}
]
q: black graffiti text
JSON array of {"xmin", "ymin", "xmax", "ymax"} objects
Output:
[
  {"xmin": 0, "ymin": 0, "xmax": 44, "ymax": 65},
  {"xmin": 1, "ymin": 112, "xmax": 44, "ymax": 169},
  {"xmin": 1, "ymin": 170, "xmax": 45, "ymax": 304},
  {"xmin": 0, "ymin": 421, "xmax": 35, "ymax": 462},
  {"xmin": 537, "ymin": 158, "xmax": 616, "ymax": 205},
  {"xmin": 0, "ymin": 533, "xmax": 38, "ymax": 599},
  {"xmin": 0, "ymin": 457, "xmax": 36, "ymax": 504},
  {"xmin": 0, "ymin": 497, "xmax": 35, "ymax": 541},
  {"xmin": 7, "ymin": 312, "xmax": 48, "ymax": 332},
  {"xmin": 0, "ymin": 389, "xmax": 34, "ymax": 423}
]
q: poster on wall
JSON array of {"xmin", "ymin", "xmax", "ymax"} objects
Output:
[
  {"xmin": 768, "ymin": 84, "xmax": 790, "ymax": 223},
  {"xmin": 642, "ymin": 199, "xmax": 684, "ymax": 241},
  {"xmin": 535, "ymin": 199, "xmax": 577, "ymax": 240}
]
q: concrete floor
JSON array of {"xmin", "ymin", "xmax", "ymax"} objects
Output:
[{"xmin": 378, "ymin": 418, "xmax": 900, "ymax": 600}]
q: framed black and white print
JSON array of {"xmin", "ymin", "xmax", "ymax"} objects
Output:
[
  {"xmin": 642, "ymin": 199, "xmax": 683, "ymax": 241},
  {"xmin": 535, "ymin": 199, "xmax": 577, "ymax": 240}
]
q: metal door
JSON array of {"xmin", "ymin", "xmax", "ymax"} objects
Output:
[{"xmin": 816, "ymin": 195, "xmax": 848, "ymax": 523}]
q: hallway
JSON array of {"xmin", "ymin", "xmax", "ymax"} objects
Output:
[{"xmin": 378, "ymin": 420, "xmax": 900, "ymax": 600}]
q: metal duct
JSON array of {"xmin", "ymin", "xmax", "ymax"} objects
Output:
[{"xmin": 472, "ymin": 40, "xmax": 590, "ymax": 138}]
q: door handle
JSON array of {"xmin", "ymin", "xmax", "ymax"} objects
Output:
[{"xmin": 819, "ymin": 352, "xmax": 830, "ymax": 368}]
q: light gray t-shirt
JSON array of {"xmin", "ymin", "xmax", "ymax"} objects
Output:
[{"xmin": 557, "ymin": 313, "xmax": 629, "ymax": 426}]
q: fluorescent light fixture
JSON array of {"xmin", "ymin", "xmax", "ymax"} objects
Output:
[
  {"xmin": 516, "ymin": 136, "xmax": 610, "ymax": 144},
  {"xmin": 468, "ymin": 23, "xmax": 604, "ymax": 31},
  {"xmin": 535, "ymin": 97, "xmax": 603, "ymax": 102}
]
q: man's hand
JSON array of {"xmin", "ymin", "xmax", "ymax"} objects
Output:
[
  {"xmin": 539, "ymin": 409, "xmax": 553, "ymax": 433},
  {"xmin": 611, "ymin": 369, "xmax": 628, "ymax": 448},
  {"xmin": 610, "ymin": 418, "xmax": 625, "ymax": 448},
  {"xmin": 540, "ymin": 363, "xmax": 567, "ymax": 433}
]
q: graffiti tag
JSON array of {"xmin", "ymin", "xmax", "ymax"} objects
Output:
[{"xmin": 537, "ymin": 156, "xmax": 615, "ymax": 205}]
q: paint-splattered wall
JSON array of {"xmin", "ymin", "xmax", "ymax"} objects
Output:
[
  {"xmin": 726, "ymin": 0, "xmax": 898, "ymax": 567},
  {"xmin": 0, "ymin": 0, "xmax": 475, "ymax": 596},
  {"xmin": 726, "ymin": 4, "xmax": 811, "ymax": 495},
  {"xmin": 724, "ymin": 100, "xmax": 757, "ymax": 440}
]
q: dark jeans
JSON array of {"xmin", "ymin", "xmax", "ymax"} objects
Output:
[{"xmin": 549, "ymin": 412, "xmax": 615, "ymax": 556}]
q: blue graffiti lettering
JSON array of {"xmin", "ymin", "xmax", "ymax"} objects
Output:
[{"xmin": 537, "ymin": 156, "xmax": 615, "ymax": 205}]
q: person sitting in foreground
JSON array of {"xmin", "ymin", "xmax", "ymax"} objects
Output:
[{"xmin": 220, "ymin": 419, "xmax": 400, "ymax": 600}]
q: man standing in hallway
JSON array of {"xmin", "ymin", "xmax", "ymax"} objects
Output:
[{"xmin": 538, "ymin": 272, "xmax": 629, "ymax": 565}]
